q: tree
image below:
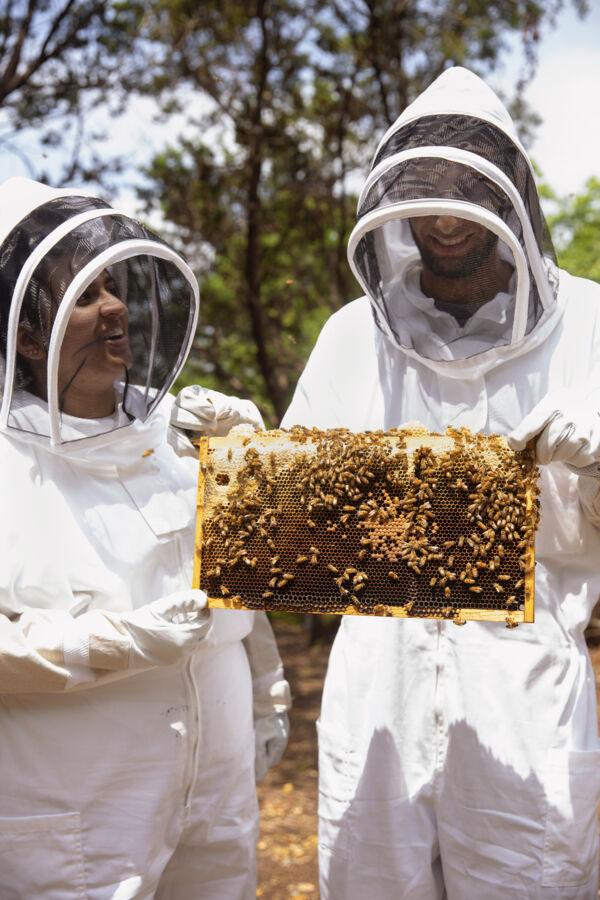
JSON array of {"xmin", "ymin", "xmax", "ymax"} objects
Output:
[
  {"xmin": 0, "ymin": 1, "xmax": 589, "ymax": 419},
  {"xmin": 545, "ymin": 177, "xmax": 600, "ymax": 283},
  {"xmin": 133, "ymin": 0, "xmax": 359, "ymax": 420},
  {"xmin": 124, "ymin": 0, "xmax": 587, "ymax": 421},
  {"xmin": 0, "ymin": 1, "xmax": 134, "ymax": 184}
]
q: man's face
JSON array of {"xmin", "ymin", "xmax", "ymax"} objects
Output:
[{"xmin": 409, "ymin": 214, "xmax": 499, "ymax": 279}]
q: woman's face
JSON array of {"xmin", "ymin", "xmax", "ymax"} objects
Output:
[
  {"xmin": 59, "ymin": 269, "xmax": 132, "ymax": 409},
  {"xmin": 18, "ymin": 269, "xmax": 133, "ymax": 418}
]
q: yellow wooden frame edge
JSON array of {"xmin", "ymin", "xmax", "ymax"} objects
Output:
[
  {"xmin": 523, "ymin": 484, "xmax": 536, "ymax": 623},
  {"xmin": 192, "ymin": 436, "xmax": 210, "ymax": 591},
  {"xmin": 205, "ymin": 596, "xmax": 526, "ymax": 622}
]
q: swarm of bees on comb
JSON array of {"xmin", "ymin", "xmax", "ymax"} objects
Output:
[{"xmin": 193, "ymin": 425, "xmax": 539, "ymax": 627}]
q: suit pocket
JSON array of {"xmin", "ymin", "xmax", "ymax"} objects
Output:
[
  {"xmin": 0, "ymin": 811, "xmax": 87, "ymax": 899},
  {"xmin": 542, "ymin": 748, "xmax": 600, "ymax": 887}
]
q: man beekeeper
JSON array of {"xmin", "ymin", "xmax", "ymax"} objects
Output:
[
  {"xmin": 0, "ymin": 177, "xmax": 289, "ymax": 898},
  {"xmin": 279, "ymin": 67, "xmax": 600, "ymax": 899}
]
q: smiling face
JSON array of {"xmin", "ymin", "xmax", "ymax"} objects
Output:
[
  {"xmin": 17, "ymin": 269, "xmax": 132, "ymax": 418},
  {"xmin": 409, "ymin": 214, "xmax": 499, "ymax": 279},
  {"xmin": 58, "ymin": 269, "xmax": 133, "ymax": 415},
  {"xmin": 407, "ymin": 213, "xmax": 513, "ymax": 320}
]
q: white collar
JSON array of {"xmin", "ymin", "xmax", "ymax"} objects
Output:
[
  {"xmin": 402, "ymin": 260, "xmax": 516, "ymax": 336},
  {"xmin": 9, "ymin": 390, "xmax": 130, "ymax": 441}
]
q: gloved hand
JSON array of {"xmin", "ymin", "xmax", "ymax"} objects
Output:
[
  {"xmin": 508, "ymin": 389, "xmax": 600, "ymax": 470},
  {"xmin": 168, "ymin": 385, "xmax": 265, "ymax": 458},
  {"xmin": 9, "ymin": 590, "xmax": 212, "ymax": 693},
  {"xmin": 120, "ymin": 589, "xmax": 212, "ymax": 667},
  {"xmin": 254, "ymin": 711, "xmax": 290, "ymax": 782}
]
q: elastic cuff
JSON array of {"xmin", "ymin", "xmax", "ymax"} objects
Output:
[
  {"xmin": 253, "ymin": 675, "xmax": 292, "ymax": 719},
  {"xmin": 62, "ymin": 618, "xmax": 90, "ymax": 670}
]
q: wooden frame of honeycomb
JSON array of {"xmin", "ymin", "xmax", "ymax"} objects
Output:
[{"xmin": 193, "ymin": 426, "xmax": 538, "ymax": 626}]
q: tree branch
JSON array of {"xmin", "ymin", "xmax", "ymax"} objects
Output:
[{"xmin": 0, "ymin": 0, "xmax": 37, "ymax": 93}]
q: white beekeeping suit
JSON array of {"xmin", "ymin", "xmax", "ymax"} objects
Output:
[
  {"xmin": 0, "ymin": 177, "xmax": 290, "ymax": 899},
  {"xmin": 283, "ymin": 67, "xmax": 600, "ymax": 900}
]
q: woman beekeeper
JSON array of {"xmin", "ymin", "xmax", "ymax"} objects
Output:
[{"xmin": 0, "ymin": 177, "xmax": 290, "ymax": 898}]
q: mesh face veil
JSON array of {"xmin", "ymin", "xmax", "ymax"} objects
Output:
[
  {"xmin": 0, "ymin": 180, "xmax": 199, "ymax": 447},
  {"xmin": 347, "ymin": 68, "xmax": 561, "ymax": 377}
]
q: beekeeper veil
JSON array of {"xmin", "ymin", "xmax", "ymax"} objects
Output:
[
  {"xmin": 0, "ymin": 178, "xmax": 198, "ymax": 446},
  {"xmin": 347, "ymin": 67, "xmax": 561, "ymax": 378}
]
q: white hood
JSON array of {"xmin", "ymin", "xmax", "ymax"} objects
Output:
[
  {"xmin": 347, "ymin": 66, "xmax": 562, "ymax": 378},
  {"xmin": 0, "ymin": 177, "xmax": 98, "ymax": 246},
  {"xmin": 0, "ymin": 177, "xmax": 199, "ymax": 451},
  {"xmin": 374, "ymin": 66, "xmax": 525, "ymax": 163}
]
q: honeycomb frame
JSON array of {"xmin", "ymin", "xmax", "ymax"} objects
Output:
[{"xmin": 193, "ymin": 426, "xmax": 538, "ymax": 626}]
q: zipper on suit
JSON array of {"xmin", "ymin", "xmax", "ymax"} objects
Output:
[
  {"xmin": 174, "ymin": 529, "xmax": 203, "ymax": 811},
  {"xmin": 182, "ymin": 651, "xmax": 202, "ymax": 810}
]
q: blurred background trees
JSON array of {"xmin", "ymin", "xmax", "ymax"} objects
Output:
[
  {"xmin": 545, "ymin": 177, "xmax": 600, "ymax": 283},
  {"xmin": 0, "ymin": 0, "xmax": 593, "ymax": 421},
  {"xmin": 0, "ymin": 1, "xmax": 135, "ymax": 183}
]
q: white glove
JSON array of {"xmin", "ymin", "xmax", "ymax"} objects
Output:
[
  {"xmin": 2, "ymin": 591, "xmax": 212, "ymax": 693},
  {"xmin": 119, "ymin": 590, "xmax": 211, "ymax": 667},
  {"xmin": 254, "ymin": 711, "xmax": 290, "ymax": 782},
  {"xmin": 508, "ymin": 389, "xmax": 600, "ymax": 470},
  {"xmin": 168, "ymin": 385, "xmax": 265, "ymax": 458}
]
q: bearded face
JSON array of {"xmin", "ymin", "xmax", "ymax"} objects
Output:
[{"xmin": 409, "ymin": 215, "xmax": 499, "ymax": 279}]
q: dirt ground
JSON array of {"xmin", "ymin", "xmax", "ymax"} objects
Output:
[
  {"xmin": 256, "ymin": 618, "xmax": 600, "ymax": 899},
  {"xmin": 256, "ymin": 618, "xmax": 329, "ymax": 899}
]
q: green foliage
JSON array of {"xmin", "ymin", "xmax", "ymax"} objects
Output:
[
  {"xmin": 144, "ymin": 126, "xmax": 355, "ymax": 422},
  {"xmin": 128, "ymin": 0, "xmax": 586, "ymax": 422},
  {"xmin": 546, "ymin": 178, "xmax": 600, "ymax": 283},
  {"xmin": 1, "ymin": 1, "xmax": 588, "ymax": 417},
  {"xmin": 0, "ymin": 1, "xmax": 137, "ymax": 185}
]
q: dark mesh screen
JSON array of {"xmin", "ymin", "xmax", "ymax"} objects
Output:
[
  {"xmin": 354, "ymin": 158, "xmax": 544, "ymax": 356},
  {"xmin": 5, "ymin": 211, "xmax": 194, "ymax": 439},
  {"xmin": 372, "ymin": 114, "xmax": 555, "ymax": 262},
  {"xmin": 354, "ymin": 229, "xmax": 388, "ymax": 339},
  {"xmin": 0, "ymin": 196, "xmax": 111, "ymax": 364},
  {"xmin": 359, "ymin": 158, "xmax": 519, "ymax": 232},
  {"xmin": 354, "ymin": 219, "xmax": 529, "ymax": 362}
]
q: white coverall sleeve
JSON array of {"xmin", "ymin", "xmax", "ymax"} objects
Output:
[
  {"xmin": 281, "ymin": 307, "xmax": 360, "ymax": 429},
  {"xmin": 0, "ymin": 590, "xmax": 211, "ymax": 694},
  {"xmin": 242, "ymin": 611, "xmax": 292, "ymax": 780},
  {"xmin": 578, "ymin": 476, "xmax": 600, "ymax": 530},
  {"xmin": 243, "ymin": 611, "xmax": 291, "ymax": 719}
]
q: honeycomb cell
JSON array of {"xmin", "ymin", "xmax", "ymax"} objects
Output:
[{"xmin": 193, "ymin": 425, "xmax": 539, "ymax": 624}]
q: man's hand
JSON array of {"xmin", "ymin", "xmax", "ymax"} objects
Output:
[
  {"xmin": 168, "ymin": 386, "xmax": 265, "ymax": 457},
  {"xmin": 508, "ymin": 389, "xmax": 600, "ymax": 468}
]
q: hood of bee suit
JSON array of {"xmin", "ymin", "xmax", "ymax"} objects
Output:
[
  {"xmin": 0, "ymin": 177, "xmax": 199, "ymax": 455},
  {"xmin": 347, "ymin": 66, "xmax": 562, "ymax": 379}
]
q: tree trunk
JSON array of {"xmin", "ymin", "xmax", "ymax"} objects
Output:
[{"xmin": 243, "ymin": 0, "xmax": 287, "ymax": 420}]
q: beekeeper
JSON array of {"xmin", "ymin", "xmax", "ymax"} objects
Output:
[
  {"xmin": 279, "ymin": 68, "xmax": 600, "ymax": 899},
  {"xmin": 0, "ymin": 177, "xmax": 290, "ymax": 899}
]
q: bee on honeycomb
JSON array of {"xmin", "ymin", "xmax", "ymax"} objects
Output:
[{"xmin": 195, "ymin": 425, "xmax": 539, "ymax": 624}]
